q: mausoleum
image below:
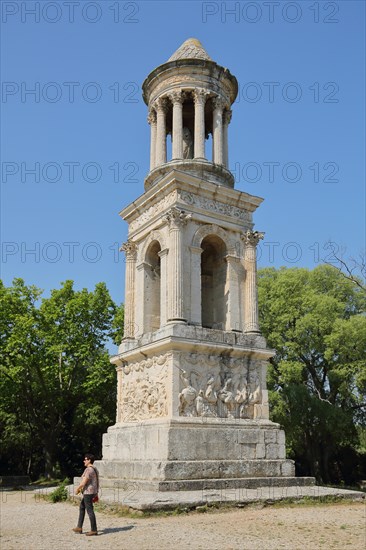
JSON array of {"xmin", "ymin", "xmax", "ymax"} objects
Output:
[{"xmin": 96, "ymin": 39, "xmax": 305, "ymax": 492}]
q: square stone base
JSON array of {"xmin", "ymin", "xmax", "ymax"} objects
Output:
[{"xmin": 96, "ymin": 418, "xmax": 295, "ymax": 487}]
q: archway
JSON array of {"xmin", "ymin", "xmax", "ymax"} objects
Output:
[{"xmin": 201, "ymin": 235, "xmax": 227, "ymax": 329}]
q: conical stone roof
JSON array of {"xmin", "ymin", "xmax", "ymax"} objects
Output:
[{"xmin": 168, "ymin": 38, "xmax": 212, "ymax": 62}]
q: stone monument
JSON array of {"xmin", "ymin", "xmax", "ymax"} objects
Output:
[{"xmin": 97, "ymin": 38, "xmax": 302, "ymax": 492}]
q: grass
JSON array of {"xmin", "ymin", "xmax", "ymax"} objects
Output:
[
  {"xmin": 37, "ymin": 478, "xmax": 70, "ymax": 503},
  {"xmin": 30, "ymin": 477, "xmax": 63, "ymax": 487}
]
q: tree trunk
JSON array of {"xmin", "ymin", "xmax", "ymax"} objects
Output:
[{"xmin": 43, "ymin": 435, "xmax": 57, "ymax": 479}]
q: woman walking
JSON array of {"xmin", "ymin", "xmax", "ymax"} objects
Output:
[{"xmin": 72, "ymin": 453, "xmax": 99, "ymax": 536}]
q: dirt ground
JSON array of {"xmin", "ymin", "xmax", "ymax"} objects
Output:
[{"xmin": 0, "ymin": 491, "xmax": 365, "ymax": 550}]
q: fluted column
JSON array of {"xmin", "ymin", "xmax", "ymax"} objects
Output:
[
  {"xmin": 193, "ymin": 88, "xmax": 207, "ymax": 159},
  {"xmin": 121, "ymin": 240, "xmax": 137, "ymax": 338},
  {"xmin": 171, "ymin": 91, "xmax": 183, "ymax": 159},
  {"xmin": 213, "ymin": 96, "xmax": 225, "ymax": 165},
  {"xmin": 155, "ymin": 97, "xmax": 168, "ymax": 166},
  {"xmin": 148, "ymin": 109, "xmax": 157, "ymax": 171},
  {"xmin": 223, "ymin": 109, "xmax": 232, "ymax": 168},
  {"xmin": 165, "ymin": 207, "xmax": 191, "ymax": 322},
  {"xmin": 241, "ymin": 230, "xmax": 264, "ymax": 333}
]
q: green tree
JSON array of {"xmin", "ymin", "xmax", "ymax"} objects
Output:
[
  {"xmin": 0, "ymin": 279, "xmax": 121, "ymax": 479},
  {"xmin": 258, "ymin": 265, "xmax": 366, "ymax": 484}
]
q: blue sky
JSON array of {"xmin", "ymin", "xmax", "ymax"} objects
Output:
[{"xmin": 1, "ymin": 0, "xmax": 365, "ymax": 308}]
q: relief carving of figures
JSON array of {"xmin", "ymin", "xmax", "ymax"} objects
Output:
[
  {"xmin": 204, "ymin": 375, "xmax": 220, "ymax": 417},
  {"xmin": 177, "ymin": 354, "xmax": 264, "ymax": 420},
  {"xmin": 195, "ymin": 390, "xmax": 205, "ymax": 416},
  {"xmin": 218, "ymin": 377, "xmax": 236, "ymax": 419},
  {"xmin": 178, "ymin": 369, "xmax": 198, "ymax": 416},
  {"xmin": 120, "ymin": 357, "xmax": 169, "ymax": 422}
]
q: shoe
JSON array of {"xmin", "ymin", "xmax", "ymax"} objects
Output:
[
  {"xmin": 72, "ymin": 527, "xmax": 82, "ymax": 533},
  {"xmin": 85, "ymin": 531, "xmax": 98, "ymax": 536}
]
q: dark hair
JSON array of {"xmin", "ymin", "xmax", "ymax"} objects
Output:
[{"xmin": 84, "ymin": 453, "xmax": 95, "ymax": 464}]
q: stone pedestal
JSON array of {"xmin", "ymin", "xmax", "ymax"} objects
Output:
[
  {"xmin": 96, "ymin": 323, "xmax": 295, "ymax": 491},
  {"xmin": 97, "ymin": 418, "xmax": 295, "ymax": 491}
]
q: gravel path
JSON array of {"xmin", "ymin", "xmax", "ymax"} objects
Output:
[{"xmin": 1, "ymin": 491, "xmax": 365, "ymax": 550}]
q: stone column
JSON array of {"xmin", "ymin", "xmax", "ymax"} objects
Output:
[
  {"xmin": 213, "ymin": 96, "xmax": 225, "ymax": 166},
  {"xmin": 223, "ymin": 109, "xmax": 232, "ymax": 168},
  {"xmin": 165, "ymin": 207, "xmax": 191, "ymax": 323},
  {"xmin": 193, "ymin": 88, "xmax": 207, "ymax": 159},
  {"xmin": 155, "ymin": 97, "xmax": 168, "ymax": 166},
  {"xmin": 170, "ymin": 91, "xmax": 183, "ymax": 160},
  {"xmin": 121, "ymin": 240, "xmax": 137, "ymax": 338},
  {"xmin": 241, "ymin": 230, "xmax": 264, "ymax": 333},
  {"xmin": 148, "ymin": 109, "xmax": 157, "ymax": 171}
]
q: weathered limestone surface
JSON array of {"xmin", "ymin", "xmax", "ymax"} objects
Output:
[{"xmin": 95, "ymin": 39, "xmax": 309, "ymax": 497}]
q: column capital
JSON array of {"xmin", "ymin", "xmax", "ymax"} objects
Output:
[
  {"xmin": 154, "ymin": 97, "xmax": 169, "ymax": 113},
  {"xmin": 164, "ymin": 207, "xmax": 192, "ymax": 229},
  {"xmin": 241, "ymin": 230, "xmax": 265, "ymax": 247},
  {"xmin": 169, "ymin": 90, "xmax": 184, "ymax": 104},
  {"xmin": 193, "ymin": 88, "xmax": 209, "ymax": 104},
  {"xmin": 120, "ymin": 240, "xmax": 137, "ymax": 259},
  {"xmin": 223, "ymin": 109, "xmax": 232, "ymax": 125},
  {"xmin": 212, "ymin": 95, "xmax": 227, "ymax": 111},
  {"xmin": 147, "ymin": 109, "xmax": 157, "ymax": 125}
]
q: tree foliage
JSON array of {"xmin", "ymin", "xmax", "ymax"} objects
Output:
[
  {"xmin": 258, "ymin": 265, "xmax": 366, "ymax": 484},
  {"xmin": 0, "ymin": 279, "xmax": 122, "ymax": 479}
]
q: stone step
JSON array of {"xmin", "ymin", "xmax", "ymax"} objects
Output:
[
  {"xmin": 97, "ymin": 475, "xmax": 315, "ymax": 492},
  {"xmin": 96, "ymin": 458, "xmax": 295, "ymax": 480},
  {"xmin": 69, "ymin": 481, "xmax": 365, "ymax": 511}
]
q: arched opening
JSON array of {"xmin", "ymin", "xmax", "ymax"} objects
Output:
[
  {"xmin": 144, "ymin": 240, "xmax": 161, "ymax": 332},
  {"xmin": 201, "ymin": 235, "xmax": 227, "ymax": 329}
]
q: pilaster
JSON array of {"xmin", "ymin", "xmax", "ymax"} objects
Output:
[{"xmin": 121, "ymin": 240, "xmax": 137, "ymax": 339}]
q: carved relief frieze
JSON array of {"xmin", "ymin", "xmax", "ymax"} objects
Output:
[
  {"xmin": 178, "ymin": 190, "xmax": 251, "ymax": 223},
  {"xmin": 119, "ymin": 353, "xmax": 170, "ymax": 422},
  {"xmin": 129, "ymin": 191, "xmax": 178, "ymax": 232},
  {"xmin": 177, "ymin": 353, "xmax": 265, "ymax": 420}
]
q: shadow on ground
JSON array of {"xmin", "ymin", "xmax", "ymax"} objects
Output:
[{"xmin": 99, "ymin": 526, "xmax": 135, "ymax": 535}]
